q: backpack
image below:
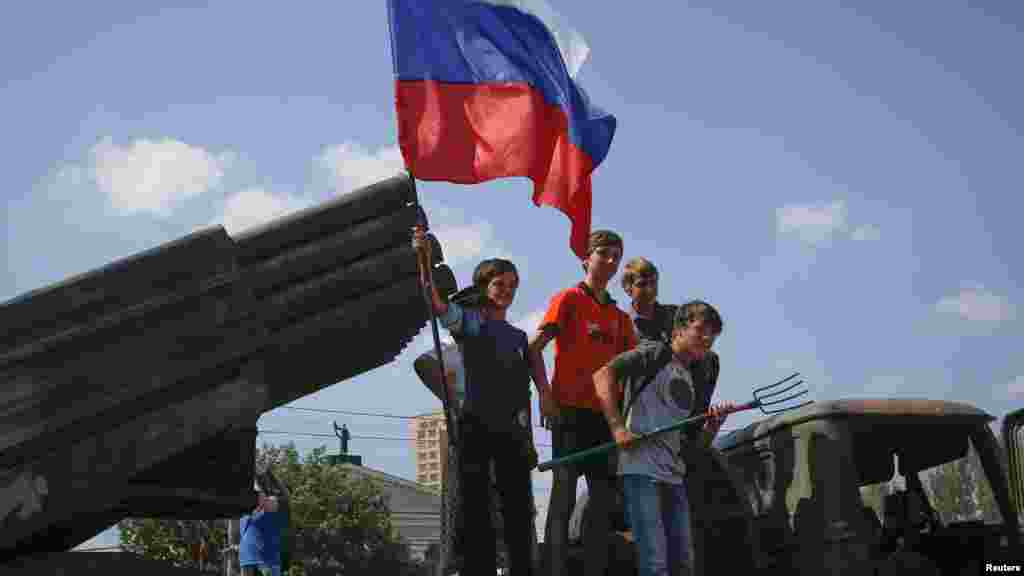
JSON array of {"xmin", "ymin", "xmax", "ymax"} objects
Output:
[
  {"xmin": 620, "ymin": 342, "xmax": 674, "ymax": 423},
  {"xmin": 620, "ymin": 342, "xmax": 720, "ymax": 444},
  {"xmin": 617, "ymin": 303, "xmax": 678, "ymax": 417}
]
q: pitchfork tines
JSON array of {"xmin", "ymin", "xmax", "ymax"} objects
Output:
[{"xmin": 753, "ymin": 372, "xmax": 812, "ymax": 415}]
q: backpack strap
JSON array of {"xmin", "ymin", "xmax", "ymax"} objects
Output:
[
  {"xmin": 678, "ymin": 352, "xmax": 721, "ymax": 447},
  {"xmin": 623, "ymin": 343, "xmax": 674, "ymax": 421},
  {"xmin": 697, "ymin": 352, "xmax": 720, "ymax": 413},
  {"xmin": 660, "ymin": 304, "xmax": 678, "ymax": 343}
]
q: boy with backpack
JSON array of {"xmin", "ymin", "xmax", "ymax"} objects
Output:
[
  {"xmin": 620, "ymin": 257, "xmax": 722, "ymax": 450},
  {"xmin": 593, "ymin": 300, "xmax": 734, "ymax": 576},
  {"xmin": 413, "ymin": 224, "xmax": 545, "ymax": 576}
]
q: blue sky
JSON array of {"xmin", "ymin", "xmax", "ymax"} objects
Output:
[{"xmin": 3, "ymin": 0, "xmax": 1021, "ymax": 549}]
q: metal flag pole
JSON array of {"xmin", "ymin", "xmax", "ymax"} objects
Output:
[
  {"xmin": 413, "ymin": 202, "xmax": 457, "ymax": 446},
  {"xmin": 410, "ymin": 176, "xmax": 460, "ymax": 576}
]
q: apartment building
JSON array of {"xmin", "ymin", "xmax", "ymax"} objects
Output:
[{"xmin": 410, "ymin": 411, "xmax": 449, "ymax": 491}]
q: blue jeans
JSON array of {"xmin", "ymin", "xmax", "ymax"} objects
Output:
[{"xmin": 622, "ymin": 475, "xmax": 692, "ymax": 576}]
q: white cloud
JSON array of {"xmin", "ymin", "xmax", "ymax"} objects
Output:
[
  {"xmin": 432, "ymin": 221, "xmax": 495, "ymax": 267},
  {"xmin": 850, "ymin": 224, "xmax": 881, "ymax": 241},
  {"xmin": 53, "ymin": 163, "xmax": 87, "ymax": 189},
  {"xmin": 1008, "ymin": 376, "xmax": 1024, "ymax": 399},
  {"xmin": 490, "ymin": 0, "xmax": 590, "ymax": 78},
  {"xmin": 935, "ymin": 286, "xmax": 1015, "ymax": 323},
  {"xmin": 216, "ymin": 187, "xmax": 308, "ymax": 236},
  {"xmin": 316, "ymin": 142, "xmax": 405, "ymax": 195},
  {"xmin": 92, "ymin": 137, "xmax": 232, "ymax": 217},
  {"xmin": 776, "ymin": 200, "xmax": 847, "ymax": 246}
]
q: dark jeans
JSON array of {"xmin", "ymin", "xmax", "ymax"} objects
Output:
[
  {"xmin": 459, "ymin": 412, "xmax": 535, "ymax": 576},
  {"xmin": 545, "ymin": 406, "xmax": 617, "ymax": 576}
]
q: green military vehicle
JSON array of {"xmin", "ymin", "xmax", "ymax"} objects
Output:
[{"xmin": 559, "ymin": 399, "xmax": 1024, "ymax": 575}]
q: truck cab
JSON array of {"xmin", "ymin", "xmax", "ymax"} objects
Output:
[{"xmin": 714, "ymin": 399, "xmax": 1023, "ymax": 575}]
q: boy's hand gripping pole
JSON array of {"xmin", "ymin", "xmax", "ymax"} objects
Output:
[{"xmin": 415, "ymin": 205, "xmax": 458, "ymax": 446}]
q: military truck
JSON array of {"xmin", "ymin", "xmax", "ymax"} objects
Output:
[{"xmin": 557, "ymin": 399, "xmax": 1024, "ymax": 575}]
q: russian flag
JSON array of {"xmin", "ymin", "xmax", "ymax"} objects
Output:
[{"xmin": 387, "ymin": 0, "xmax": 617, "ymax": 260}]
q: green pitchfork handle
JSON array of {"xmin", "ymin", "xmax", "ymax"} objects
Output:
[{"xmin": 535, "ymin": 401, "xmax": 757, "ymax": 472}]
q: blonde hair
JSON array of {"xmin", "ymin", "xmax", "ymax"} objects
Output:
[{"xmin": 621, "ymin": 257, "xmax": 659, "ymax": 292}]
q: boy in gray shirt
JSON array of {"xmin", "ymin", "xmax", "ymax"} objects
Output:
[{"xmin": 593, "ymin": 301, "xmax": 733, "ymax": 576}]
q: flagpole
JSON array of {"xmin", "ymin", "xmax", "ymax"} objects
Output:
[
  {"xmin": 411, "ymin": 177, "xmax": 457, "ymax": 445},
  {"xmin": 411, "ymin": 174, "xmax": 459, "ymax": 576}
]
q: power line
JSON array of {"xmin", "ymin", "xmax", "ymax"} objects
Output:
[
  {"xmin": 258, "ymin": 428, "xmax": 552, "ymax": 447},
  {"xmin": 279, "ymin": 406, "xmax": 567, "ymax": 430},
  {"xmin": 279, "ymin": 405, "xmax": 739, "ymax": 435},
  {"xmin": 258, "ymin": 430, "xmax": 412, "ymax": 441},
  {"xmin": 280, "ymin": 406, "xmax": 424, "ymax": 420}
]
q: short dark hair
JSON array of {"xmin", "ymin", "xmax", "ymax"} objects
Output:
[
  {"xmin": 587, "ymin": 230, "xmax": 623, "ymax": 255},
  {"xmin": 673, "ymin": 300, "xmax": 723, "ymax": 334},
  {"xmin": 582, "ymin": 230, "xmax": 624, "ymax": 271},
  {"xmin": 472, "ymin": 258, "xmax": 519, "ymax": 290}
]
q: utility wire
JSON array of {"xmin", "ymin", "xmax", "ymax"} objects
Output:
[
  {"xmin": 270, "ymin": 408, "xmax": 737, "ymax": 446},
  {"xmin": 278, "ymin": 405, "xmax": 738, "ymax": 436},
  {"xmin": 258, "ymin": 430, "xmax": 414, "ymax": 442},
  {"xmin": 279, "ymin": 406, "xmax": 424, "ymax": 420},
  {"xmin": 260, "ymin": 423, "xmax": 741, "ymax": 447},
  {"xmin": 258, "ymin": 428, "xmax": 552, "ymax": 447}
]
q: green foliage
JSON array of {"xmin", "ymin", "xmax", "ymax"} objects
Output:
[
  {"xmin": 967, "ymin": 445, "xmax": 1000, "ymax": 522},
  {"xmin": 118, "ymin": 517, "xmax": 226, "ymax": 572},
  {"xmin": 925, "ymin": 460, "xmax": 964, "ymax": 523},
  {"xmin": 924, "ymin": 444, "xmax": 1001, "ymax": 524},
  {"xmin": 121, "ymin": 441, "xmax": 433, "ymax": 575}
]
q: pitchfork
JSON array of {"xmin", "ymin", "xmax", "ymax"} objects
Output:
[{"xmin": 536, "ymin": 373, "xmax": 812, "ymax": 472}]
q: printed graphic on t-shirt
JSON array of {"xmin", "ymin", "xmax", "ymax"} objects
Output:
[
  {"xmin": 586, "ymin": 320, "xmax": 616, "ymax": 345},
  {"xmin": 666, "ymin": 370, "xmax": 693, "ymax": 411},
  {"xmin": 620, "ymin": 360, "xmax": 694, "ymax": 483},
  {"xmin": 543, "ymin": 287, "xmax": 635, "ymax": 410}
]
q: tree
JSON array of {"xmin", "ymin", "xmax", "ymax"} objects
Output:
[
  {"xmin": 121, "ymin": 442, "xmax": 430, "ymax": 576},
  {"xmin": 966, "ymin": 445, "xmax": 999, "ymax": 523},
  {"xmin": 119, "ymin": 517, "xmax": 226, "ymax": 573},
  {"xmin": 924, "ymin": 443, "xmax": 1001, "ymax": 525}
]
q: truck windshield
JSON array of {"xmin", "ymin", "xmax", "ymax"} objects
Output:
[{"xmin": 859, "ymin": 439, "xmax": 1003, "ymax": 526}]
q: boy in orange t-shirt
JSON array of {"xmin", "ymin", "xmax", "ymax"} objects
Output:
[{"xmin": 529, "ymin": 229, "xmax": 637, "ymax": 576}]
